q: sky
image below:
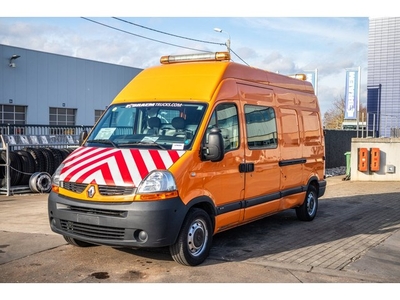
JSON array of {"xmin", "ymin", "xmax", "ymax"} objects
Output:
[{"xmin": 0, "ymin": 1, "xmax": 396, "ymax": 117}]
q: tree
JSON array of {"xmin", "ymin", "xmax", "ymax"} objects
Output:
[
  {"xmin": 358, "ymin": 105, "xmax": 367, "ymax": 123},
  {"xmin": 323, "ymin": 97, "xmax": 345, "ymax": 129},
  {"xmin": 323, "ymin": 96, "xmax": 367, "ymax": 129}
]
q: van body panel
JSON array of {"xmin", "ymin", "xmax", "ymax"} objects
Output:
[
  {"xmin": 48, "ymin": 54, "xmax": 326, "ymax": 266},
  {"xmin": 280, "ymin": 192, "xmax": 307, "ymax": 210},
  {"xmin": 115, "ymin": 62, "xmax": 315, "ymax": 103},
  {"xmin": 115, "ymin": 62, "xmax": 229, "ymax": 102},
  {"xmin": 214, "ymin": 210, "xmax": 244, "ymax": 233}
]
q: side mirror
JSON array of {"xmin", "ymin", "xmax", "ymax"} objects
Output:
[
  {"xmin": 79, "ymin": 130, "xmax": 88, "ymax": 146},
  {"xmin": 202, "ymin": 127, "xmax": 224, "ymax": 162}
]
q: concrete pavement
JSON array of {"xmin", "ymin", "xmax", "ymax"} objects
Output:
[{"xmin": 0, "ymin": 175, "xmax": 400, "ymax": 285}]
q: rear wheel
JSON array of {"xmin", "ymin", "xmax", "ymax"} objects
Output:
[
  {"xmin": 63, "ymin": 236, "xmax": 95, "ymax": 247},
  {"xmin": 169, "ymin": 208, "xmax": 213, "ymax": 266},
  {"xmin": 296, "ymin": 185, "xmax": 318, "ymax": 221}
]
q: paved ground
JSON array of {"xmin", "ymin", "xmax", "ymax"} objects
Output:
[{"xmin": 0, "ymin": 176, "xmax": 399, "ymax": 295}]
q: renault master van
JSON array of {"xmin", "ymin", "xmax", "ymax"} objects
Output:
[{"xmin": 48, "ymin": 52, "xmax": 326, "ymax": 266}]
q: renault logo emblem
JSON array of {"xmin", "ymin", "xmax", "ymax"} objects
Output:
[{"xmin": 87, "ymin": 185, "xmax": 96, "ymax": 198}]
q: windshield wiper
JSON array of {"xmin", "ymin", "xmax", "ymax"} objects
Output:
[
  {"xmin": 119, "ymin": 141, "xmax": 166, "ymax": 150},
  {"xmin": 86, "ymin": 139, "xmax": 118, "ymax": 148}
]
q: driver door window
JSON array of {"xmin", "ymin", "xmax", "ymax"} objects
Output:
[{"xmin": 206, "ymin": 103, "xmax": 239, "ymax": 151}]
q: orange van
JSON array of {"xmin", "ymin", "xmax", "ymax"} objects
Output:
[{"xmin": 48, "ymin": 52, "xmax": 326, "ymax": 266}]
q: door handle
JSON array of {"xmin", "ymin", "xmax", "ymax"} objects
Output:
[{"xmin": 239, "ymin": 163, "xmax": 254, "ymax": 173}]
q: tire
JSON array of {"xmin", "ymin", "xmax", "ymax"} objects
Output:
[
  {"xmin": 47, "ymin": 148, "xmax": 64, "ymax": 169},
  {"xmin": 169, "ymin": 208, "xmax": 213, "ymax": 266},
  {"xmin": 63, "ymin": 236, "xmax": 95, "ymax": 247},
  {"xmin": 296, "ymin": 185, "xmax": 318, "ymax": 221},
  {"xmin": 38, "ymin": 148, "xmax": 55, "ymax": 175},
  {"xmin": 24, "ymin": 147, "xmax": 46, "ymax": 172},
  {"xmin": 16, "ymin": 150, "xmax": 36, "ymax": 185},
  {"xmin": 59, "ymin": 148, "xmax": 72, "ymax": 160},
  {"xmin": 0, "ymin": 150, "xmax": 23, "ymax": 186}
]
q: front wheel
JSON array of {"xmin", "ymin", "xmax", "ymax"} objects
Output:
[
  {"xmin": 296, "ymin": 185, "xmax": 318, "ymax": 221},
  {"xmin": 169, "ymin": 208, "xmax": 213, "ymax": 266}
]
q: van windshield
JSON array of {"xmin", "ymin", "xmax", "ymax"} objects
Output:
[{"xmin": 86, "ymin": 102, "xmax": 207, "ymax": 150}]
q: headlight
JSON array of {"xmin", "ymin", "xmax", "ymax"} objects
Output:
[
  {"xmin": 51, "ymin": 163, "xmax": 65, "ymax": 187},
  {"xmin": 137, "ymin": 170, "xmax": 177, "ymax": 193}
]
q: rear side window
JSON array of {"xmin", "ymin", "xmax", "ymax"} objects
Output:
[
  {"xmin": 280, "ymin": 108, "xmax": 300, "ymax": 146},
  {"xmin": 245, "ymin": 105, "xmax": 277, "ymax": 149},
  {"xmin": 302, "ymin": 110, "xmax": 322, "ymax": 145}
]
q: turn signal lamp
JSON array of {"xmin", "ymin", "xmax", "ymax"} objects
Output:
[{"xmin": 160, "ymin": 52, "xmax": 231, "ymax": 64}]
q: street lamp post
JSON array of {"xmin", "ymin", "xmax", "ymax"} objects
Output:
[{"xmin": 214, "ymin": 27, "xmax": 231, "ymax": 53}]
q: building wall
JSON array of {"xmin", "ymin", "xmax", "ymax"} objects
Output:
[
  {"xmin": 367, "ymin": 17, "xmax": 400, "ymax": 137},
  {"xmin": 350, "ymin": 138, "xmax": 400, "ymax": 181},
  {"xmin": 0, "ymin": 44, "xmax": 142, "ymax": 126}
]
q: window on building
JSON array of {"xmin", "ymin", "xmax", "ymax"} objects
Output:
[
  {"xmin": 49, "ymin": 107, "xmax": 77, "ymax": 134},
  {"xmin": 49, "ymin": 107, "xmax": 77, "ymax": 126},
  {"xmin": 0, "ymin": 105, "xmax": 27, "ymax": 124},
  {"xmin": 95, "ymin": 110, "xmax": 105, "ymax": 124}
]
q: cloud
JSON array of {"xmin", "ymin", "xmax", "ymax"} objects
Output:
[
  {"xmin": 0, "ymin": 17, "xmax": 369, "ymax": 116},
  {"xmin": 259, "ymin": 50, "xmax": 296, "ymax": 73}
]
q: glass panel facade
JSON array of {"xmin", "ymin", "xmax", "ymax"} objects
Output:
[{"xmin": 368, "ymin": 17, "xmax": 400, "ymax": 137}]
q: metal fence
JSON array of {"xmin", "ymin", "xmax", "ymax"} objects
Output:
[
  {"xmin": 0, "ymin": 123, "xmax": 92, "ymax": 136},
  {"xmin": 364, "ymin": 113, "xmax": 400, "ymax": 138}
]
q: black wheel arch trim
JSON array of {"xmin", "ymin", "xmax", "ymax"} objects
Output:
[{"xmin": 306, "ymin": 176, "xmax": 326, "ymax": 198}]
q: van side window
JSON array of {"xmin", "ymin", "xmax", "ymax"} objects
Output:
[
  {"xmin": 245, "ymin": 105, "xmax": 277, "ymax": 149},
  {"xmin": 302, "ymin": 110, "xmax": 322, "ymax": 145},
  {"xmin": 205, "ymin": 103, "xmax": 239, "ymax": 150},
  {"xmin": 280, "ymin": 108, "xmax": 300, "ymax": 146}
]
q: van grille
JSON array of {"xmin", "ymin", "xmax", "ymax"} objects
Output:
[
  {"xmin": 62, "ymin": 182, "xmax": 87, "ymax": 193},
  {"xmin": 98, "ymin": 185, "xmax": 135, "ymax": 196},
  {"xmin": 60, "ymin": 219, "xmax": 125, "ymax": 240},
  {"xmin": 61, "ymin": 182, "xmax": 135, "ymax": 196},
  {"xmin": 66, "ymin": 205, "xmax": 127, "ymax": 217}
]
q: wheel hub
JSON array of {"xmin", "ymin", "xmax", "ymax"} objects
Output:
[
  {"xmin": 307, "ymin": 193, "xmax": 316, "ymax": 215},
  {"xmin": 187, "ymin": 220, "xmax": 207, "ymax": 256}
]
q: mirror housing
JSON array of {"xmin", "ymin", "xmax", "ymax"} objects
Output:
[
  {"xmin": 202, "ymin": 127, "xmax": 224, "ymax": 162},
  {"xmin": 79, "ymin": 130, "xmax": 88, "ymax": 146}
]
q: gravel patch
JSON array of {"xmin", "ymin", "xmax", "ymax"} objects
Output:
[{"xmin": 325, "ymin": 166, "xmax": 347, "ymax": 178}]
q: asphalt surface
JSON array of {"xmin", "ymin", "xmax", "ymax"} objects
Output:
[{"xmin": 0, "ymin": 176, "xmax": 399, "ymax": 295}]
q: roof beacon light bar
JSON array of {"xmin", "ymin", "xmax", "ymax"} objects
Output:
[
  {"xmin": 160, "ymin": 52, "xmax": 231, "ymax": 64},
  {"xmin": 288, "ymin": 74, "xmax": 307, "ymax": 81}
]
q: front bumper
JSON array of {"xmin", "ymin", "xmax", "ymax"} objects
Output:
[{"xmin": 48, "ymin": 191, "xmax": 187, "ymax": 248}]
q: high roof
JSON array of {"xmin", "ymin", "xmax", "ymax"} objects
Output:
[{"xmin": 114, "ymin": 58, "xmax": 315, "ymax": 103}]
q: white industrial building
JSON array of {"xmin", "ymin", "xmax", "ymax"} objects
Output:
[{"xmin": 1, "ymin": 43, "xmax": 142, "ymax": 127}]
